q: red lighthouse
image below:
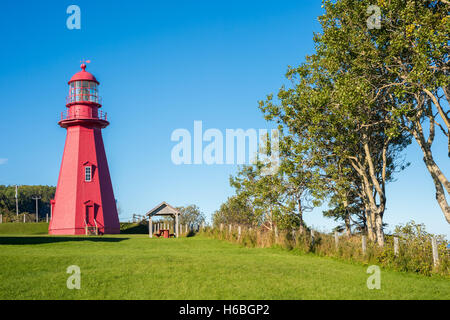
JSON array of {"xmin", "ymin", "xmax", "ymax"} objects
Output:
[{"xmin": 49, "ymin": 64, "xmax": 120, "ymax": 235}]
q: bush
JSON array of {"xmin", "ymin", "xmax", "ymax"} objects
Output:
[{"xmin": 202, "ymin": 221, "xmax": 449, "ymax": 277}]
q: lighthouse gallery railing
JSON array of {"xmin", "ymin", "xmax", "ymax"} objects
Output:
[{"xmin": 60, "ymin": 110, "xmax": 108, "ymax": 121}]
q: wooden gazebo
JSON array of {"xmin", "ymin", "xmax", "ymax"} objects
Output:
[{"xmin": 146, "ymin": 201, "xmax": 181, "ymax": 238}]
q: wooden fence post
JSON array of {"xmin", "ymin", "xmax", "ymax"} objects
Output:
[
  {"xmin": 431, "ymin": 237, "xmax": 439, "ymax": 268},
  {"xmin": 334, "ymin": 231, "xmax": 339, "ymax": 249},
  {"xmin": 299, "ymin": 225, "xmax": 304, "ymax": 234},
  {"xmin": 394, "ymin": 236, "xmax": 399, "ymax": 257},
  {"xmin": 362, "ymin": 235, "xmax": 367, "ymax": 255}
]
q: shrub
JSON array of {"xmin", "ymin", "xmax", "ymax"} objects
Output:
[{"xmin": 202, "ymin": 221, "xmax": 449, "ymax": 277}]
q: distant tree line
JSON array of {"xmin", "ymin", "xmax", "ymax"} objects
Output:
[
  {"xmin": 0, "ymin": 185, "xmax": 55, "ymax": 220},
  {"xmin": 213, "ymin": 0, "xmax": 449, "ymax": 247}
]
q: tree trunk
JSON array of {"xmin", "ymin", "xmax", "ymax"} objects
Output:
[
  {"xmin": 412, "ymin": 127, "xmax": 450, "ymax": 223},
  {"xmin": 343, "ymin": 199, "xmax": 351, "ymax": 237},
  {"xmin": 297, "ymin": 199, "xmax": 305, "ymax": 229},
  {"xmin": 375, "ymin": 212, "xmax": 384, "ymax": 247},
  {"xmin": 365, "ymin": 207, "xmax": 376, "ymax": 242},
  {"xmin": 344, "ymin": 214, "xmax": 351, "ymax": 237}
]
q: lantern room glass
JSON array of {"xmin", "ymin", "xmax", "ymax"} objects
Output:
[{"xmin": 68, "ymin": 81, "xmax": 99, "ymax": 103}]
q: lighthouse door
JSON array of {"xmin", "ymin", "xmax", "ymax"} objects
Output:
[
  {"xmin": 85, "ymin": 204, "xmax": 98, "ymax": 235},
  {"xmin": 85, "ymin": 205, "xmax": 94, "ymax": 226}
]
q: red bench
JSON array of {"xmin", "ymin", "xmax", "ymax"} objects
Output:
[{"xmin": 154, "ymin": 229, "xmax": 172, "ymax": 238}]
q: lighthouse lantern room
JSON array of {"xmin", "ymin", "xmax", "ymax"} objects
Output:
[{"xmin": 49, "ymin": 63, "xmax": 120, "ymax": 235}]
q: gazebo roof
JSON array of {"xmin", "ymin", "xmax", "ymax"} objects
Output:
[{"xmin": 146, "ymin": 201, "xmax": 180, "ymax": 217}]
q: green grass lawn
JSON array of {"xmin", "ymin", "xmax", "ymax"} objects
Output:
[{"xmin": 0, "ymin": 231, "xmax": 449, "ymax": 299}]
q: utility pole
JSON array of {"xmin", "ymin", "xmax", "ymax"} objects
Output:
[
  {"xmin": 15, "ymin": 185, "xmax": 19, "ymax": 216},
  {"xmin": 32, "ymin": 195, "xmax": 41, "ymax": 223}
]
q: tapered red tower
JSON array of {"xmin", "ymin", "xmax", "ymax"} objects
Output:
[{"xmin": 49, "ymin": 64, "xmax": 120, "ymax": 235}]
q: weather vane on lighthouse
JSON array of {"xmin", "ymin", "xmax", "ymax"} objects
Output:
[
  {"xmin": 49, "ymin": 62, "xmax": 120, "ymax": 235},
  {"xmin": 80, "ymin": 59, "xmax": 91, "ymax": 70}
]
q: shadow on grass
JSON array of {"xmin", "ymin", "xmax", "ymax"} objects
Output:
[
  {"xmin": 0, "ymin": 236, "xmax": 129, "ymax": 245},
  {"xmin": 120, "ymin": 224, "xmax": 148, "ymax": 234},
  {"xmin": 186, "ymin": 230, "xmax": 197, "ymax": 237}
]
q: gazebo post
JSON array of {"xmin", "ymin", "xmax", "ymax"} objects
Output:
[
  {"xmin": 175, "ymin": 213, "xmax": 179, "ymax": 238},
  {"xmin": 149, "ymin": 216, "xmax": 153, "ymax": 238}
]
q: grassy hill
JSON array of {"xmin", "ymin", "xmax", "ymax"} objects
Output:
[
  {"xmin": 0, "ymin": 222, "xmax": 147, "ymax": 235},
  {"xmin": 0, "ymin": 222, "xmax": 49, "ymax": 235},
  {"xmin": 0, "ymin": 233, "xmax": 448, "ymax": 299}
]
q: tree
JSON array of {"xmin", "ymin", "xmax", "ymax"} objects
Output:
[
  {"xmin": 227, "ymin": 133, "xmax": 325, "ymax": 232},
  {"xmin": 316, "ymin": 0, "xmax": 449, "ymax": 223},
  {"xmin": 212, "ymin": 195, "xmax": 256, "ymax": 227},
  {"xmin": 378, "ymin": 0, "xmax": 450, "ymax": 223},
  {"xmin": 259, "ymin": 0, "xmax": 412, "ymax": 246},
  {"xmin": 177, "ymin": 205, "xmax": 206, "ymax": 226},
  {"xmin": 229, "ymin": 163, "xmax": 286, "ymax": 230}
]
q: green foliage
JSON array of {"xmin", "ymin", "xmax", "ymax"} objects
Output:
[
  {"xmin": 0, "ymin": 185, "xmax": 55, "ymax": 221},
  {"xmin": 213, "ymin": 195, "xmax": 256, "ymax": 227},
  {"xmin": 177, "ymin": 204, "xmax": 205, "ymax": 226},
  {"xmin": 223, "ymin": 0, "xmax": 450, "ymax": 247},
  {"xmin": 386, "ymin": 221, "xmax": 450, "ymax": 275}
]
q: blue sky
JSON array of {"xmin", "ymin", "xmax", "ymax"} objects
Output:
[{"xmin": 0, "ymin": 0, "xmax": 448, "ymax": 237}]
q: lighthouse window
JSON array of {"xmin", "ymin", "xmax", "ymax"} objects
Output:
[
  {"xmin": 85, "ymin": 166, "xmax": 92, "ymax": 182},
  {"xmin": 68, "ymin": 81, "xmax": 99, "ymax": 103}
]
